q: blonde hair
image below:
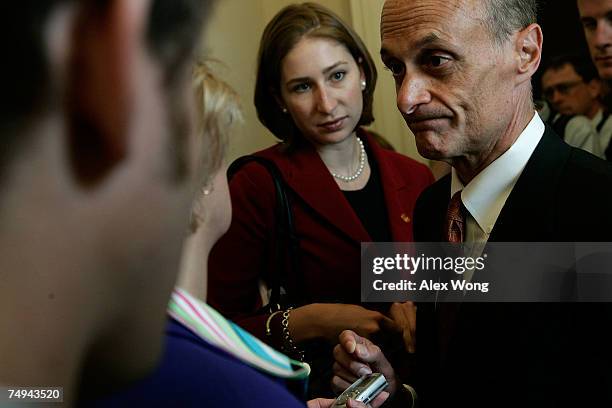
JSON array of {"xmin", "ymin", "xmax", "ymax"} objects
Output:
[
  {"xmin": 192, "ymin": 62, "xmax": 242, "ymax": 182},
  {"xmin": 190, "ymin": 62, "xmax": 242, "ymax": 232}
]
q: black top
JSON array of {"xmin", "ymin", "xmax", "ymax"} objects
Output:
[{"xmin": 342, "ymin": 139, "xmax": 392, "ymax": 242}]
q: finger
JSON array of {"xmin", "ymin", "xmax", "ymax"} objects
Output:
[
  {"xmin": 332, "ymin": 362, "xmax": 361, "ymax": 384},
  {"xmin": 346, "ymin": 398, "xmax": 368, "ymax": 408},
  {"xmin": 306, "ymin": 398, "xmax": 335, "ymax": 408},
  {"xmin": 339, "ymin": 329, "xmax": 364, "ymax": 354},
  {"xmin": 379, "ymin": 314, "xmax": 400, "ymax": 333},
  {"xmin": 401, "ymin": 301, "xmax": 417, "ymax": 335},
  {"xmin": 351, "ymin": 343, "xmax": 395, "ymax": 380},
  {"xmin": 391, "ymin": 302, "xmax": 416, "ymax": 353},
  {"xmin": 333, "ymin": 345, "xmax": 373, "ymax": 377},
  {"xmin": 352, "ymin": 339, "xmax": 382, "ymax": 365},
  {"xmin": 369, "ymin": 391, "xmax": 390, "ymax": 408},
  {"xmin": 404, "ymin": 302, "xmax": 417, "ymax": 352},
  {"xmin": 388, "ymin": 302, "xmax": 405, "ymax": 322},
  {"xmin": 331, "ymin": 374, "xmax": 353, "ymax": 395},
  {"xmin": 339, "ymin": 331, "xmax": 387, "ymax": 370},
  {"xmin": 403, "ymin": 329, "xmax": 416, "ymax": 354},
  {"xmin": 390, "ymin": 302, "xmax": 415, "ymax": 327}
]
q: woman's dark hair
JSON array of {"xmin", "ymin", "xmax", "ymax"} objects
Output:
[{"xmin": 254, "ymin": 2, "xmax": 377, "ymax": 147}]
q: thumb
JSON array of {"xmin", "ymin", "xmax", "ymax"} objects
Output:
[
  {"xmin": 346, "ymin": 398, "xmax": 368, "ymax": 408},
  {"xmin": 353, "ymin": 338, "xmax": 381, "ymax": 364},
  {"xmin": 306, "ymin": 398, "xmax": 335, "ymax": 408}
]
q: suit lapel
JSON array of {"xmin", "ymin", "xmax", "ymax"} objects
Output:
[
  {"xmin": 262, "ymin": 141, "xmax": 371, "ymax": 243},
  {"xmin": 366, "ymin": 129, "xmax": 415, "ymax": 241},
  {"xmin": 489, "ymin": 126, "xmax": 570, "ymax": 242},
  {"xmin": 414, "ymin": 175, "xmax": 451, "ymax": 242},
  {"xmin": 259, "ymin": 130, "xmax": 423, "ymax": 244}
]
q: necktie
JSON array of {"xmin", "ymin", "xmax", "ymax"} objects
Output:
[
  {"xmin": 444, "ymin": 191, "xmax": 465, "ymax": 243},
  {"xmin": 439, "ymin": 191, "xmax": 465, "ymax": 361}
]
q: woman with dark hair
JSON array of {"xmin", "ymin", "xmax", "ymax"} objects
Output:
[{"xmin": 208, "ymin": 2, "xmax": 433, "ymax": 396}]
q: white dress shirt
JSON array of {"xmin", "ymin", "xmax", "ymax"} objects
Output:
[
  {"xmin": 450, "ymin": 111, "xmax": 544, "ymax": 249},
  {"xmin": 597, "ymin": 110, "xmax": 612, "ymax": 159}
]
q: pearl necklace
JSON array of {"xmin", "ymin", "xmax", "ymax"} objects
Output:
[{"xmin": 330, "ymin": 137, "xmax": 366, "ymax": 182}]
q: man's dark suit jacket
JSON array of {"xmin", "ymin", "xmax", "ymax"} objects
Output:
[{"xmin": 412, "ymin": 127, "xmax": 612, "ymax": 407}]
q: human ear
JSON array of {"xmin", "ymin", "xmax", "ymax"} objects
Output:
[
  {"xmin": 514, "ymin": 23, "xmax": 543, "ymax": 85},
  {"xmin": 65, "ymin": 0, "xmax": 149, "ymax": 187},
  {"xmin": 272, "ymin": 90, "xmax": 288, "ymax": 113},
  {"xmin": 356, "ymin": 57, "xmax": 366, "ymax": 88},
  {"xmin": 588, "ymin": 78, "xmax": 602, "ymax": 99}
]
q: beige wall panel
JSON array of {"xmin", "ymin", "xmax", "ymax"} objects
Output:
[
  {"xmin": 201, "ymin": 0, "xmax": 271, "ymax": 162},
  {"xmin": 348, "ymin": 0, "xmax": 426, "ymax": 164},
  {"xmin": 261, "ymin": 0, "xmax": 351, "ymax": 24}
]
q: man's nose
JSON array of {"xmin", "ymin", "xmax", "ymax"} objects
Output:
[
  {"xmin": 594, "ymin": 20, "xmax": 612, "ymax": 51},
  {"xmin": 550, "ymin": 89, "xmax": 564, "ymax": 105},
  {"xmin": 396, "ymin": 73, "xmax": 431, "ymax": 116},
  {"xmin": 315, "ymin": 86, "xmax": 337, "ymax": 114}
]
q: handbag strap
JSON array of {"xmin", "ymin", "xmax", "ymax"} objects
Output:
[{"xmin": 227, "ymin": 155, "xmax": 300, "ymax": 309}]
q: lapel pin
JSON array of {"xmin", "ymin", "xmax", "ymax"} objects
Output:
[{"xmin": 401, "ymin": 213, "xmax": 411, "ymax": 223}]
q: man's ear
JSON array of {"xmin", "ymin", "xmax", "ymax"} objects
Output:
[
  {"xmin": 66, "ymin": 0, "xmax": 148, "ymax": 187},
  {"xmin": 514, "ymin": 23, "xmax": 543, "ymax": 85},
  {"xmin": 588, "ymin": 78, "xmax": 602, "ymax": 99}
]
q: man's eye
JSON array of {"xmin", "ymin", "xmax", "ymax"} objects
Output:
[
  {"xmin": 384, "ymin": 61, "xmax": 404, "ymax": 77},
  {"xmin": 582, "ymin": 18, "xmax": 596, "ymax": 31},
  {"xmin": 331, "ymin": 71, "xmax": 346, "ymax": 81},
  {"xmin": 429, "ymin": 55, "xmax": 451, "ymax": 68}
]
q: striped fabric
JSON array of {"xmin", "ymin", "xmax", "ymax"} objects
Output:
[{"xmin": 168, "ymin": 288, "xmax": 310, "ymax": 380}]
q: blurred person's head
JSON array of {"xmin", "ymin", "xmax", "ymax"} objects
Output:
[
  {"xmin": 254, "ymin": 2, "xmax": 377, "ymax": 149},
  {"xmin": 178, "ymin": 64, "xmax": 242, "ymax": 301},
  {"xmin": 541, "ymin": 54, "xmax": 602, "ymax": 119},
  {"xmin": 189, "ymin": 63, "xmax": 240, "ymax": 243},
  {"xmin": 380, "ymin": 0, "xmax": 541, "ymax": 181},
  {"xmin": 0, "ymin": 0, "xmax": 213, "ymax": 401},
  {"xmin": 577, "ymin": 0, "xmax": 612, "ymax": 80}
]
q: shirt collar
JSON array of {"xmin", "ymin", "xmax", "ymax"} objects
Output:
[
  {"xmin": 591, "ymin": 109, "xmax": 603, "ymax": 128},
  {"xmin": 451, "ymin": 111, "xmax": 545, "ymax": 234}
]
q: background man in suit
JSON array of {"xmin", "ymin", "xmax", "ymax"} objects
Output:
[
  {"xmin": 541, "ymin": 55, "xmax": 602, "ymax": 121},
  {"xmin": 578, "ymin": 0, "xmax": 612, "ymax": 159},
  {"xmin": 0, "ymin": 0, "xmax": 212, "ymax": 404},
  {"xmin": 332, "ymin": 0, "xmax": 612, "ymax": 405},
  {"xmin": 540, "ymin": 54, "xmax": 604, "ymax": 156},
  {"xmin": 578, "ymin": 0, "xmax": 612, "ymax": 81}
]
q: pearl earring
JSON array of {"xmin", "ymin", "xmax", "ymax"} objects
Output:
[
  {"xmin": 282, "ymin": 107, "xmax": 288, "ymax": 114},
  {"xmin": 201, "ymin": 180, "xmax": 214, "ymax": 196},
  {"xmin": 361, "ymin": 80, "xmax": 366, "ymax": 90}
]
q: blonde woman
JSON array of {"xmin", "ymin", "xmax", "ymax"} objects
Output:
[{"xmin": 91, "ymin": 64, "xmax": 387, "ymax": 408}]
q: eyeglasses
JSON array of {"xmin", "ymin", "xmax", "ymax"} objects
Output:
[{"xmin": 542, "ymin": 80, "xmax": 584, "ymax": 100}]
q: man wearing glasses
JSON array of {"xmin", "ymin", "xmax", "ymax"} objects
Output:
[{"xmin": 540, "ymin": 54, "xmax": 605, "ymax": 156}]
